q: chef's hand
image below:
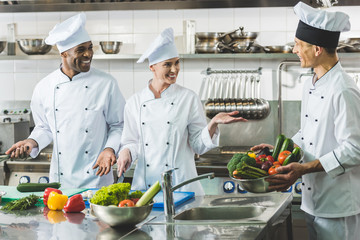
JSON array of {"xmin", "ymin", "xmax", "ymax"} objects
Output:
[
  {"xmin": 93, "ymin": 148, "xmax": 116, "ymax": 176},
  {"xmin": 117, "ymin": 148, "xmax": 132, "ymax": 177},
  {"xmin": 208, "ymin": 111, "xmax": 247, "ymax": 137},
  {"xmin": 250, "ymin": 143, "xmax": 274, "ymax": 153},
  {"xmin": 266, "ymin": 162, "xmax": 303, "ymax": 192},
  {"xmin": 5, "ymin": 138, "xmax": 38, "ymax": 159}
]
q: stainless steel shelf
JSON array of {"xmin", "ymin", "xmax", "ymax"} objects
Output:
[{"xmin": 0, "ymin": 52, "xmax": 359, "ymax": 60}]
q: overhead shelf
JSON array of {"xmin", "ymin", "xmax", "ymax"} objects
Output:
[{"xmin": 0, "ymin": 0, "xmax": 359, "ymax": 13}]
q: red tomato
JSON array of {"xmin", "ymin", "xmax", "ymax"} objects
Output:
[
  {"xmin": 266, "ymin": 155, "xmax": 274, "ymax": 162},
  {"xmin": 118, "ymin": 199, "xmax": 135, "ymax": 207},
  {"xmin": 278, "ymin": 150, "xmax": 291, "ymax": 165},
  {"xmin": 272, "ymin": 161, "xmax": 281, "ymax": 167},
  {"xmin": 268, "ymin": 165, "xmax": 280, "ymax": 175}
]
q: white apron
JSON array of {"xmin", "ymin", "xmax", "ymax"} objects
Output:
[
  {"xmin": 29, "ymin": 68, "xmax": 125, "ymax": 188},
  {"xmin": 121, "ymin": 82, "xmax": 219, "ymax": 195}
]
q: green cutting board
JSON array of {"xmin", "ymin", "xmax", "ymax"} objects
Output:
[{"xmin": 0, "ymin": 185, "xmax": 88, "ymax": 203}]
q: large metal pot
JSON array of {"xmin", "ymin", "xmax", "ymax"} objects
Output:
[
  {"xmin": 342, "ymin": 38, "xmax": 360, "ymax": 52},
  {"xmin": 264, "ymin": 45, "xmax": 293, "ymax": 53},
  {"xmin": 227, "ymin": 41, "xmax": 265, "ymax": 53},
  {"xmin": 196, "ymin": 32, "xmax": 224, "ymax": 41},
  {"xmin": 220, "ymin": 27, "xmax": 258, "ymax": 45}
]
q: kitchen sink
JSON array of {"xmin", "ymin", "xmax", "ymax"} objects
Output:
[
  {"xmin": 148, "ymin": 193, "xmax": 293, "ymax": 225},
  {"xmin": 173, "ymin": 206, "xmax": 266, "ymax": 221}
]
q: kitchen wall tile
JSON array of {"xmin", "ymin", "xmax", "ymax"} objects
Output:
[
  {"xmin": 234, "ymin": 8, "xmax": 260, "ymax": 31},
  {"xmin": 36, "ymin": 12, "xmax": 60, "ymax": 36},
  {"xmin": 0, "ymin": 13, "xmax": 14, "ymax": 40},
  {"xmin": 134, "ymin": 71, "xmax": 152, "ymax": 93},
  {"xmin": 158, "ymin": 10, "xmax": 184, "ymax": 34},
  {"xmin": 183, "ymin": 71, "xmax": 204, "ymax": 96},
  {"xmin": 286, "ymin": 32, "xmax": 296, "ymax": 45},
  {"xmin": 134, "ymin": 10, "xmax": 158, "ymax": 34},
  {"xmin": 133, "ymin": 33, "xmax": 158, "ymax": 54},
  {"xmin": 260, "ymin": 69, "xmax": 276, "ymax": 100},
  {"xmin": 91, "ymin": 60, "xmax": 110, "ymax": 73},
  {"xmin": 0, "ymin": 60, "xmax": 14, "ymax": 73},
  {"xmin": 183, "ymin": 9, "xmax": 209, "ymax": 32},
  {"xmin": 14, "ymin": 60, "xmax": 37, "ymax": 73},
  {"xmin": 86, "ymin": 11, "xmax": 109, "ymax": 35},
  {"xmin": 176, "ymin": 71, "xmax": 185, "ymax": 87},
  {"xmin": 37, "ymin": 59, "xmax": 61, "ymax": 73},
  {"xmin": 0, "ymin": 73, "xmax": 14, "ymax": 101},
  {"xmin": 111, "ymin": 71, "xmax": 134, "ymax": 100},
  {"xmin": 38, "ymin": 72, "xmax": 50, "ymax": 81},
  {"xmin": 259, "ymin": 31, "xmax": 287, "ymax": 46},
  {"xmin": 234, "ymin": 59, "xmax": 261, "ymax": 70},
  {"xmin": 208, "ymin": 8, "xmax": 234, "ymax": 32},
  {"xmin": 110, "ymin": 59, "xmax": 134, "ymax": 72},
  {"xmin": 14, "ymin": 73, "xmax": 38, "ymax": 100},
  {"xmin": 14, "ymin": 13, "xmax": 37, "ymax": 37},
  {"xmin": 60, "ymin": 12, "xmax": 80, "ymax": 22},
  {"xmin": 183, "ymin": 59, "xmax": 208, "ymax": 72},
  {"xmin": 344, "ymin": 6, "xmax": 360, "ymax": 31},
  {"xmin": 260, "ymin": 7, "xmax": 287, "ymax": 32},
  {"xmin": 286, "ymin": 7, "xmax": 298, "ymax": 32},
  {"xmin": 208, "ymin": 58, "xmax": 235, "ymax": 69},
  {"xmin": 109, "ymin": 11, "xmax": 133, "ymax": 34}
]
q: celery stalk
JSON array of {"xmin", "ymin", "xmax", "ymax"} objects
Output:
[{"xmin": 135, "ymin": 181, "xmax": 161, "ymax": 207}]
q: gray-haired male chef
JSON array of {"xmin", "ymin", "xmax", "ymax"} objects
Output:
[
  {"xmin": 253, "ymin": 2, "xmax": 360, "ymax": 239},
  {"xmin": 6, "ymin": 13, "xmax": 126, "ymax": 188}
]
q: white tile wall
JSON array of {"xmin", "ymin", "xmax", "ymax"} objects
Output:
[{"xmin": 0, "ymin": 6, "xmax": 359, "ymax": 102}]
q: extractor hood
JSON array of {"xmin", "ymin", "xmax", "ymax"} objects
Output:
[{"xmin": 0, "ymin": 0, "xmax": 358, "ymax": 12}]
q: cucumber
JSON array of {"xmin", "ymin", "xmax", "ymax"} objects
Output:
[
  {"xmin": 282, "ymin": 147, "xmax": 301, "ymax": 166},
  {"xmin": 272, "ymin": 134, "xmax": 286, "ymax": 161},
  {"xmin": 135, "ymin": 181, "xmax": 161, "ymax": 207},
  {"xmin": 17, "ymin": 182, "xmax": 61, "ymax": 192},
  {"xmin": 279, "ymin": 138, "xmax": 294, "ymax": 154}
]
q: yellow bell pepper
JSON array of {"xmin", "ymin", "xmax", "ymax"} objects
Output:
[
  {"xmin": 248, "ymin": 152, "xmax": 256, "ymax": 159},
  {"xmin": 47, "ymin": 210, "xmax": 66, "ymax": 224},
  {"xmin": 47, "ymin": 191, "xmax": 68, "ymax": 211}
]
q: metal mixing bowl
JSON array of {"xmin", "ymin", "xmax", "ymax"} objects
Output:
[
  {"xmin": 0, "ymin": 41, "xmax": 6, "ymax": 54},
  {"xmin": 230, "ymin": 174, "xmax": 277, "ymax": 193},
  {"xmin": 90, "ymin": 202, "xmax": 154, "ymax": 227},
  {"xmin": 100, "ymin": 41, "xmax": 122, "ymax": 54},
  {"xmin": 18, "ymin": 39, "xmax": 52, "ymax": 55}
]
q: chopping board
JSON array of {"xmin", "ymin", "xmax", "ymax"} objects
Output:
[{"xmin": 0, "ymin": 185, "xmax": 88, "ymax": 203}]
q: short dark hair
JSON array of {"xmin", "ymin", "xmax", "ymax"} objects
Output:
[{"xmin": 323, "ymin": 47, "xmax": 337, "ymax": 55}]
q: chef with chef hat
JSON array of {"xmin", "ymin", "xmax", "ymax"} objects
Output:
[
  {"xmin": 6, "ymin": 12, "xmax": 126, "ymax": 188},
  {"xmin": 251, "ymin": 2, "xmax": 360, "ymax": 239},
  {"xmin": 116, "ymin": 28, "xmax": 246, "ymax": 195}
]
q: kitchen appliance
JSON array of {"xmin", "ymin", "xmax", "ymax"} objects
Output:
[{"xmin": 0, "ymin": 118, "xmax": 30, "ymax": 154}]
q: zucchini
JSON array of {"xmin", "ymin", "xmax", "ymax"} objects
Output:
[
  {"xmin": 17, "ymin": 182, "xmax": 61, "ymax": 192},
  {"xmin": 282, "ymin": 147, "xmax": 301, "ymax": 166},
  {"xmin": 279, "ymin": 138, "xmax": 294, "ymax": 154},
  {"xmin": 272, "ymin": 134, "xmax": 286, "ymax": 161}
]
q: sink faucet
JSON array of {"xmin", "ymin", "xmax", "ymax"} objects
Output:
[{"xmin": 161, "ymin": 168, "xmax": 215, "ymax": 218}]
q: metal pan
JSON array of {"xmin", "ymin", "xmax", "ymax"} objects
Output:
[
  {"xmin": 196, "ymin": 32, "xmax": 224, "ymax": 41},
  {"xmin": 264, "ymin": 45, "xmax": 293, "ymax": 53}
]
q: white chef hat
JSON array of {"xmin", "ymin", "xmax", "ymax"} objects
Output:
[
  {"xmin": 137, "ymin": 28, "xmax": 179, "ymax": 66},
  {"xmin": 294, "ymin": 1, "xmax": 350, "ymax": 48},
  {"xmin": 45, "ymin": 12, "xmax": 91, "ymax": 53}
]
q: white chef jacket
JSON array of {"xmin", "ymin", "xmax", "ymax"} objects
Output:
[
  {"xmin": 28, "ymin": 68, "xmax": 125, "ymax": 188},
  {"xmin": 292, "ymin": 62, "xmax": 360, "ymax": 218},
  {"xmin": 121, "ymin": 82, "xmax": 219, "ymax": 195}
]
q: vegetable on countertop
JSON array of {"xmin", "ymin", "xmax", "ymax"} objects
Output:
[
  {"xmin": 90, "ymin": 182, "xmax": 131, "ymax": 206},
  {"xmin": 1, "ymin": 194, "xmax": 41, "ymax": 211},
  {"xmin": 17, "ymin": 182, "xmax": 61, "ymax": 192},
  {"xmin": 63, "ymin": 194, "xmax": 85, "ymax": 213},
  {"xmin": 47, "ymin": 192, "xmax": 68, "ymax": 211},
  {"xmin": 43, "ymin": 188, "xmax": 63, "ymax": 206},
  {"xmin": 135, "ymin": 181, "xmax": 161, "ymax": 207}
]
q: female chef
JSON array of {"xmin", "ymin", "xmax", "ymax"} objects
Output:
[{"xmin": 117, "ymin": 28, "xmax": 247, "ymax": 195}]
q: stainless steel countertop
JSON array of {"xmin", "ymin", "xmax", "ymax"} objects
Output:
[{"xmin": 0, "ymin": 193, "xmax": 292, "ymax": 240}]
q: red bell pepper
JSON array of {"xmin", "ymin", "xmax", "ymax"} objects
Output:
[
  {"xmin": 43, "ymin": 188, "xmax": 63, "ymax": 206},
  {"xmin": 63, "ymin": 194, "xmax": 86, "ymax": 213}
]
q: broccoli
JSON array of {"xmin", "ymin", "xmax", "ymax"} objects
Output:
[
  {"xmin": 90, "ymin": 182, "xmax": 131, "ymax": 206},
  {"xmin": 128, "ymin": 190, "xmax": 143, "ymax": 199},
  {"xmin": 227, "ymin": 153, "xmax": 245, "ymax": 175},
  {"xmin": 237, "ymin": 155, "xmax": 256, "ymax": 169}
]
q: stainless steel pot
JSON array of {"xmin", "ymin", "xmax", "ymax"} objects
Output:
[
  {"xmin": 196, "ymin": 32, "xmax": 224, "ymax": 41},
  {"xmin": 220, "ymin": 27, "xmax": 258, "ymax": 44},
  {"xmin": 342, "ymin": 39, "xmax": 360, "ymax": 52},
  {"xmin": 228, "ymin": 41, "xmax": 265, "ymax": 53},
  {"xmin": 0, "ymin": 41, "xmax": 5, "ymax": 54},
  {"xmin": 264, "ymin": 45, "xmax": 293, "ymax": 53},
  {"xmin": 204, "ymin": 98, "xmax": 270, "ymax": 120}
]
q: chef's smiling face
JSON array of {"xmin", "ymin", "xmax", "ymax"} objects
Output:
[
  {"xmin": 293, "ymin": 37, "xmax": 315, "ymax": 68},
  {"xmin": 61, "ymin": 41, "xmax": 93, "ymax": 78},
  {"xmin": 150, "ymin": 57, "xmax": 180, "ymax": 85}
]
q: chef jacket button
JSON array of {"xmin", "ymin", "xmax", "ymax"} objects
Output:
[
  {"xmin": 85, "ymin": 130, "xmax": 88, "ymax": 133},
  {"xmin": 171, "ymin": 102, "xmax": 174, "ymax": 105},
  {"xmin": 148, "ymin": 185, "xmax": 151, "ymax": 187},
  {"xmin": 167, "ymin": 121, "xmax": 170, "ymax": 124},
  {"xmin": 166, "ymin": 142, "xmax": 169, "ymax": 145},
  {"xmin": 146, "ymin": 164, "xmax": 149, "ymax": 167},
  {"xmin": 60, "ymin": 173, "xmax": 63, "ymax": 175},
  {"xmin": 143, "ymin": 104, "xmax": 146, "ymax": 107},
  {"xmin": 87, "ymin": 171, "xmax": 89, "ymax": 174},
  {"xmin": 59, "ymin": 152, "xmax": 61, "ymax": 155},
  {"xmin": 310, "ymin": 142, "xmax": 313, "ymax": 145},
  {"xmin": 142, "ymin": 122, "xmax": 145, "ymax": 125},
  {"xmin": 165, "ymin": 164, "xmax": 168, "ymax": 167},
  {"xmin": 321, "ymin": 96, "xmax": 324, "ymax": 99},
  {"xmin": 55, "ymin": 108, "xmax": 58, "ymax": 111},
  {"xmin": 85, "ymin": 151, "xmax": 88, "ymax": 154},
  {"xmin": 308, "ymin": 187, "xmax": 311, "ymax": 190},
  {"xmin": 145, "ymin": 143, "xmax": 148, "ymax": 146},
  {"xmin": 85, "ymin": 108, "xmax": 88, "ymax": 110},
  {"xmin": 302, "ymin": 182, "xmax": 305, "ymax": 185},
  {"xmin": 57, "ymin": 130, "xmax": 59, "ymax": 133},
  {"xmin": 56, "ymin": 86, "xmax": 59, "ymax": 89},
  {"xmin": 301, "ymin": 137, "xmax": 304, "ymax": 140},
  {"xmin": 315, "ymin": 119, "xmax": 318, "ymax": 122},
  {"xmin": 309, "ymin": 91, "xmax": 312, "ymax": 94},
  {"xmin": 305, "ymin": 114, "xmax": 308, "ymax": 117},
  {"xmin": 85, "ymin": 86, "xmax": 88, "ymax": 88}
]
